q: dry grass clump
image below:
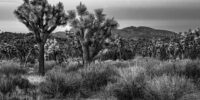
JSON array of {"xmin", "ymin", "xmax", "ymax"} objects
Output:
[
  {"xmin": 40, "ymin": 68, "xmax": 82, "ymax": 99},
  {"xmin": 79, "ymin": 63, "xmax": 119, "ymax": 97},
  {"xmin": 145, "ymin": 75, "xmax": 197, "ymax": 100},
  {"xmin": 106, "ymin": 66, "xmax": 147, "ymax": 100}
]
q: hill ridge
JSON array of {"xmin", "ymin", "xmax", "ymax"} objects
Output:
[
  {"xmin": 113, "ymin": 26, "xmax": 178, "ymax": 39},
  {"xmin": 53, "ymin": 26, "xmax": 178, "ymax": 39}
]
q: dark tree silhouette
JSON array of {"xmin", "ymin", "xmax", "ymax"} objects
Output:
[
  {"xmin": 68, "ymin": 3, "xmax": 118, "ymax": 65},
  {"xmin": 14, "ymin": 0, "xmax": 68, "ymax": 75}
]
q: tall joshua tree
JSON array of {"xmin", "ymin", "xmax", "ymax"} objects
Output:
[
  {"xmin": 14, "ymin": 0, "xmax": 68, "ymax": 75},
  {"xmin": 68, "ymin": 3, "xmax": 118, "ymax": 65}
]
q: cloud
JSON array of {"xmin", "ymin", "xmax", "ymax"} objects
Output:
[{"xmin": 105, "ymin": 6, "xmax": 200, "ymax": 20}]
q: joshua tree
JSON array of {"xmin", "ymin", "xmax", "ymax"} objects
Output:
[
  {"xmin": 68, "ymin": 3, "xmax": 118, "ymax": 65},
  {"xmin": 14, "ymin": 0, "xmax": 68, "ymax": 75}
]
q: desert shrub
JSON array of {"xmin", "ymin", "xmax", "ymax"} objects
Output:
[
  {"xmin": 0, "ymin": 61, "xmax": 27, "ymax": 76},
  {"xmin": 107, "ymin": 66, "xmax": 146, "ymax": 100},
  {"xmin": 40, "ymin": 69, "xmax": 82, "ymax": 98},
  {"xmin": 13, "ymin": 76, "xmax": 34, "ymax": 92},
  {"xmin": 79, "ymin": 63, "xmax": 118, "ymax": 96},
  {"xmin": 0, "ymin": 75, "xmax": 37, "ymax": 100},
  {"xmin": 0, "ymin": 77, "xmax": 15, "ymax": 100},
  {"xmin": 145, "ymin": 75, "xmax": 197, "ymax": 100},
  {"xmin": 183, "ymin": 60, "xmax": 200, "ymax": 79}
]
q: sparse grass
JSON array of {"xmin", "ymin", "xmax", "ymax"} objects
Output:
[{"xmin": 0, "ymin": 61, "xmax": 27, "ymax": 76}]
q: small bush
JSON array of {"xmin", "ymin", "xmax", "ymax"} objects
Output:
[
  {"xmin": 40, "ymin": 69, "xmax": 82, "ymax": 98},
  {"xmin": 13, "ymin": 76, "xmax": 34, "ymax": 91},
  {"xmin": 0, "ymin": 75, "xmax": 37, "ymax": 100},
  {"xmin": 79, "ymin": 63, "xmax": 118, "ymax": 96},
  {"xmin": 0, "ymin": 62, "xmax": 27, "ymax": 76},
  {"xmin": 183, "ymin": 60, "xmax": 200, "ymax": 79},
  {"xmin": 145, "ymin": 75, "xmax": 197, "ymax": 100},
  {"xmin": 0, "ymin": 77, "xmax": 15, "ymax": 96},
  {"xmin": 107, "ymin": 66, "xmax": 146, "ymax": 100}
]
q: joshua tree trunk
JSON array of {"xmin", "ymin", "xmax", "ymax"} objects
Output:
[
  {"xmin": 38, "ymin": 43, "xmax": 45, "ymax": 75},
  {"xmin": 82, "ymin": 42, "xmax": 91, "ymax": 65}
]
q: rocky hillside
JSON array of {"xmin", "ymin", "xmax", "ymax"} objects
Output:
[{"xmin": 112, "ymin": 26, "xmax": 178, "ymax": 39}]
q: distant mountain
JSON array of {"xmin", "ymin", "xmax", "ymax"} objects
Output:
[
  {"xmin": 112, "ymin": 26, "xmax": 178, "ymax": 39},
  {"xmin": 52, "ymin": 26, "xmax": 178, "ymax": 40}
]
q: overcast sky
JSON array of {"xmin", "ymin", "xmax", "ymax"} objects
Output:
[{"xmin": 0, "ymin": 0, "xmax": 200, "ymax": 33}]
